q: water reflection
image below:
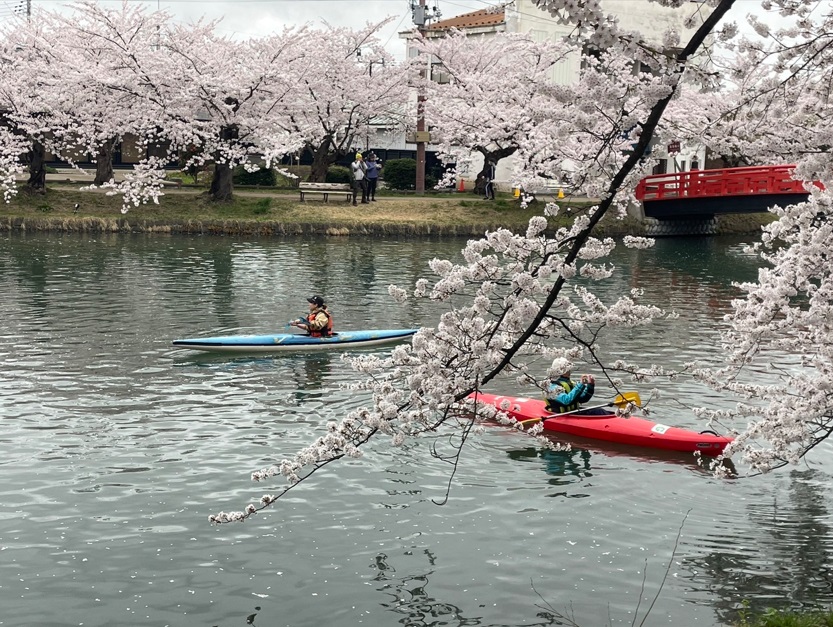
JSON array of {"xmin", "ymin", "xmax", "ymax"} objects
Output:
[
  {"xmin": 508, "ymin": 446, "xmax": 593, "ymax": 480},
  {"xmin": 210, "ymin": 605, "xmax": 262, "ymax": 627},
  {"xmin": 371, "ymin": 551, "xmax": 565, "ymax": 627},
  {"xmin": 506, "ymin": 434, "xmax": 718, "ymax": 478},
  {"xmin": 291, "ymin": 353, "xmax": 334, "ymax": 395},
  {"xmin": 689, "ymin": 469, "xmax": 833, "ymax": 624},
  {"xmin": 171, "ymin": 351, "xmax": 335, "ymax": 396},
  {"xmin": 206, "ymin": 245, "xmax": 237, "ymax": 328},
  {"xmin": 614, "ymin": 236, "xmax": 764, "ymax": 328}
]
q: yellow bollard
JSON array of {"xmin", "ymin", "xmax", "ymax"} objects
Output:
[
  {"xmin": 557, "ymin": 188, "xmax": 565, "ymax": 199},
  {"xmin": 513, "ymin": 187, "xmax": 520, "ymax": 198}
]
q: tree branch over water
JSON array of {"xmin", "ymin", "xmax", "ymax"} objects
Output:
[{"xmin": 210, "ymin": 0, "xmax": 739, "ymax": 523}]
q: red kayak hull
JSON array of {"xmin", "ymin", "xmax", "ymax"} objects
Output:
[{"xmin": 469, "ymin": 393, "xmax": 732, "ymax": 457}]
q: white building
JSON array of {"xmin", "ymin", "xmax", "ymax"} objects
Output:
[{"xmin": 400, "ymin": 0, "xmax": 711, "ymax": 188}]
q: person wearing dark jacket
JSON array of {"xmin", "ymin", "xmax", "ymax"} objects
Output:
[
  {"xmin": 483, "ymin": 160, "xmax": 496, "ymax": 200},
  {"xmin": 365, "ymin": 153, "xmax": 381, "ymax": 201}
]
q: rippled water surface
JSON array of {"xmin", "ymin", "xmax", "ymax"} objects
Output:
[{"xmin": 1, "ymin": 232, "xmax": 832, "ymax": 627}]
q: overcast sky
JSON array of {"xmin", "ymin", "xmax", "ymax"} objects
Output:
[
  {"xmin": 3, "ymin": 0, "xmax": 766, "ymax": 60},
  {"xmin": 0, "ymin": 0, "xmax": 486, "ymax": 59}
]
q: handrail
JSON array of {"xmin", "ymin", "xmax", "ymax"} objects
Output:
[{"xmin": 635, "ymin": 165, "xmax": 821, "ymax": 202}]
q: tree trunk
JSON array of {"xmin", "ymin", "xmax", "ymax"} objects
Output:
[
  {"xmin": 94, "ymin": 137, "xmax": 117, "ymax": 185},
  {"xmin": 208, "ymin": 125, "xmax": 237, "ymax": 202},
  {"xmin": 718, "ymin": 154, "xmax": 751, "ymax": 168},
  {"xmin": 473, "ymin": 146, "xmax": 517, "ymax": 196},
  {"xmin": 308, "ymin": 138, "xmax": 336, "ymax": 182},
  {"xmin": 26, "ymin": 139, "xmax": 47, "ymax": 194},
  {"xmin": 209, "ymin": 162, "xmax": 234, "ymax": 202}
]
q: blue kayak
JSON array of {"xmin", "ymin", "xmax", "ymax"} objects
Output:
[{"xmin": 172, "ymin": 328, "xmax": 418, "ymax": 354}]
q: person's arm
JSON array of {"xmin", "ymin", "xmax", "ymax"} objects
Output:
[
  {"xmin": 577, "ymin": 382, "xmax": 595, "ymax": 403},
  {"xmin": 290, "ymin": 316, "xmax": 309, "ymax": 331}
]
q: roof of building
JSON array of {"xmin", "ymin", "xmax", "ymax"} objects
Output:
[{"xmin": 426, "ymin": 7, "xmax": 506, "ymax": 31}]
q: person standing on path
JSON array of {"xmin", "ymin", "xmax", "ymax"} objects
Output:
[
  {"xmin": 483, "ymin": 160, "xmax": 496, "ymax": 200},
  {"xmin": 365, "ymin": 153, "xmax": 381, "ymax": 202},
  {"xmin": 351, "ymin": 153, "xmax": 369, "ymax": 205}
]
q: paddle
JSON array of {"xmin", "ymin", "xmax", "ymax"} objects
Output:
[
  {"xmin": 285, "ymin": 317, "xmax": 307, "ymax": 330},
  {"xmin": 517, "ymin": 391, "xmax": 642, "ymax": 429}
]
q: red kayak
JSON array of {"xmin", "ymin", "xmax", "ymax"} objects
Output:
[{"xmin": 469, "ymin": 393, "xmax": 732, "ymax": 457}]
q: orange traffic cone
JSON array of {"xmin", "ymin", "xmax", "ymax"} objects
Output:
[{"xmin": 458, "ymin": 178, "xmax": 465, "ymax": 192}]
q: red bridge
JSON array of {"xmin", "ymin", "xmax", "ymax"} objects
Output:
[{"xmin": 635, "ymin": 165, "xmax": 819, "ymax": 219}]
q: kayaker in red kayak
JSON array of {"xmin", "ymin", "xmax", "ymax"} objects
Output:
[
  {"xmin": 290, "ymin": 295, "xmax": 334, "ymax": 337},
  {"xmin": 544, "ymin": 366, "xmax": 609, "ymax": 415}
]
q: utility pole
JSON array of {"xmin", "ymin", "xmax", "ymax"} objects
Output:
[
  {"xmin": 415, "ymin": 0, "xmax": 426, "ymax": 195},
  {"xmin": 411, "ymin": 1, "xmax": 440, "ymax": 195}
]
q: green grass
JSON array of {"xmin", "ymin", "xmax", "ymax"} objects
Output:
[
  {"xmin": 0, "ymin": 181, "xmax": 773, "ymax": 237},
  {"xmin": 735, "ymin": 607, "xmax": 833, "ymax": 627},
  {"xmin": 1, "ymin": 183, "xmax": 595, "ymax": 229}
]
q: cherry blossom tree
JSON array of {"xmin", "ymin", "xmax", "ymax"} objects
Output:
[
  {"xmin": 0, "ymin": 124, "xmax": 28, "ymax": 202},
  {"xmin": 0, "ymin": 15, "xmax": 66, "ymax": 194},
  {"xmin": 158, "ymin": 21, "xmax": 308, "ymax": 201},
  {"xmin": 0, "ymin": 2, "xmax": 312, "ymax": 207},
  {"xmin": 50, "ymin": 1, "xmax": 172, "ymax": 186},
  {"xmin": 416, "ymin": 30, "xmax": 576, "ymax": 193},
  {"xmin": 279, "ymin": 22, "xmax": 407, "ymax": 182},
  {"xmin": 0, "ymin": 2, "xmax": 173, "ymax": 201},
  {"xmin": 681, "ymin": 1, "xmax": 833, "ymax": 473},
  {"xmin": 4, "ymin": 0, "xmax": 831, "ymax": 494}
]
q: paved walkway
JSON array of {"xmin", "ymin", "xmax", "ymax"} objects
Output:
[{"xmin": 37, "ymin": 169, "xmax": 572, "ymax": 203}]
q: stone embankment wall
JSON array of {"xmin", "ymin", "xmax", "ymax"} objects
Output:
[
  {"xmin": 0, "ymin": 213, "xmax": 772, "ymax": 237},
  {"xmin": 0, "ymin": 216, "xmax": 526, "ymax": 238}
]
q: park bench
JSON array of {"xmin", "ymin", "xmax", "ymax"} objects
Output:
[{"xmin": 298, "ymin": 182, "xmax": 353, "ymax": 203}]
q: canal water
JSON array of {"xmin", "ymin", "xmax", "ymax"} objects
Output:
[{"xmin": 1, "ymin": 232, "xmax": 831, "ymax": 627}]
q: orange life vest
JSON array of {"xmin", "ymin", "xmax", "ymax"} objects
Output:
[{"xmin": 307, "ymin": 308, "xmax": 333, "ymax": 337}]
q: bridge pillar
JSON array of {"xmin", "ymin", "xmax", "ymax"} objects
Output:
[
  {"xmin": 643, "ymin": 216, "xmax": 719, "ymax": 237},
  {"xmin": 626, "ymin": 198, "xmax": 645, "ymax": 221}
]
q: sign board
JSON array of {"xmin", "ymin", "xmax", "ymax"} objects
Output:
[
  {"xmin": 405, "ymin": 131, "xmax": 431, "ymax": 144},
  {"xmin": 667, "ymin": 140, "xmax": 681, "ymax": 154}
]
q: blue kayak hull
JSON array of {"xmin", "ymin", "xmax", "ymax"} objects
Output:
[{"xmin": 172, "ymin": 328, "xmax": 418, "ymax": 353}]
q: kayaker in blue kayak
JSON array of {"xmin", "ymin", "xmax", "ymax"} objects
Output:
[
  {"xmin": 545, "ymin": 368, "xmax": 608, "ymax": 415},
  {"xmin": 290, "ymin": 295, "xmax": 334, "ymax": 337}
]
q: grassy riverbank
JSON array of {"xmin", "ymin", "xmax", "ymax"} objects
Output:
[
  {"xmin": 0, "ymin": 182, "xmax": 774, "ymax": 237},
  {"xmin": 736, "ymin": 609, "xmax": 833, "ymax": 626}
]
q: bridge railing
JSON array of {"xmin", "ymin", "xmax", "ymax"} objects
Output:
[{"xmin": 635, "ymin": 164, "xmax": 817, "ymax": 201}]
